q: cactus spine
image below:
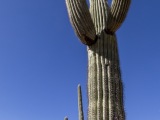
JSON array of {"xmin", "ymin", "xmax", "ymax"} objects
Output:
[{"xmin": 65, "ymin": 0, "xmax": 131, "ymax": 120}]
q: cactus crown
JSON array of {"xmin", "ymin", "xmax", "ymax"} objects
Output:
[{"xmin": 66, "ymin": 0, "xmax": 131, "ymax": 45}]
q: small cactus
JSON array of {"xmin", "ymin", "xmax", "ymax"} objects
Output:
[
  {"xmin": 78, "ymin": 85, "xmax": 84, "ymax": 120},
  {"xmin": 65, "ymin": 0, "xmax": 131, "ymax": 120},
  {"xmin": 64, "ymin": 116, "xmax": 68, "ymax": 120}
]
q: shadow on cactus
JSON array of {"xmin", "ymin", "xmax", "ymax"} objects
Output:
[{"xmin": 65, "ymin": 0, "xmax": 131, "ymax": 120}]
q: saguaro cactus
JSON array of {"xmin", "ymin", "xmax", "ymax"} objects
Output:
[
  {"xmin": 65, "ymin": 0, "xmax": 131, "ymax": 120},
  {"xmin": 64, "ymin": 117, "xmax": 68, "ymax": 120}
]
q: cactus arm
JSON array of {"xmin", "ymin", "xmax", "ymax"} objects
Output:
[
  {"xmin": 66, "ymin": 0, "xmax": 96, "ymax": 45},
  {"xmin": 107, "ymin": 0, "xmax": 131, "ymax": 32},
  {"xmin": 89, "ymin": 0, "xmax": 108, "ymax": 33},
  {"xmin": 78, "ymin": 84, "xmax": 84, "ymax": 120}
]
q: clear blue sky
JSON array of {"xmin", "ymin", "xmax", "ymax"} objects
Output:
[{"xmin": 0, "ymin": 0, "xmax": 160, "ymax": 120}]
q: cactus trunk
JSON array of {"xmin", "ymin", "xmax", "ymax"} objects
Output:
[{"xmin": 87, "ymin": 32, "xmax": 125, "ymax": 120}]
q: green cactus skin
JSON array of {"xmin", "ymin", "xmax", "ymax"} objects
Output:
[
  {"xmin": 78, "ymin": 85, "xmax": 84, "ymax": 120},
  {"xmin": 87, "ymin": 33, "xmax": 125, "ymax": 120},
  {"xmin": 65, "ymin": 0, "xmax": 96, "ymax": 45},
  {"xmin": 65, "ymin": 0, "xmax": 131, "ymax": 120}
]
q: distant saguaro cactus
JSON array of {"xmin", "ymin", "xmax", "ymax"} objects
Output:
[
  {"xmin": 64, "ymin": 117, "xmax": 68, "ymax": 120},
  {"xmin": 65, "ymin": 0, "xmax": 131, "ymax": 120}
]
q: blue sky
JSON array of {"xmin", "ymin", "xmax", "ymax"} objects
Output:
[{"xmin": 0, "ymin": 0, "xmax": 160, "ymax": 120}]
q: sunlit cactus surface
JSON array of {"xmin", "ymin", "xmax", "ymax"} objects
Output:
[{"xmin": 65, "ymin": 0, "xmax": 131, "ymax": 119}]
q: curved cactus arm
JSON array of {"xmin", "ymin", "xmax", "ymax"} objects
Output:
[
  {"xmin": 89, "ymin": 0, "xmax": 109, "ymax": 33},
  {"xmin": 78, "ymin": 84, "xmax": 84, "ymax": 120},
  {"xmin": 66, "ymin": 0, "xmax": 96, "ymax": 45},
  {"xmin": 64, "ymin": 116, "xmax": 68, "ymax": 120},
  {"xmin": 107, "ymin": 0, "xmax": 131, "ymax": 33}
]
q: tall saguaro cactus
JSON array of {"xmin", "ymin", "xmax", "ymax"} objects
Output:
[{"xmin": 65, "ymin": 0, "xmax": 131, "ymax": 120}]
